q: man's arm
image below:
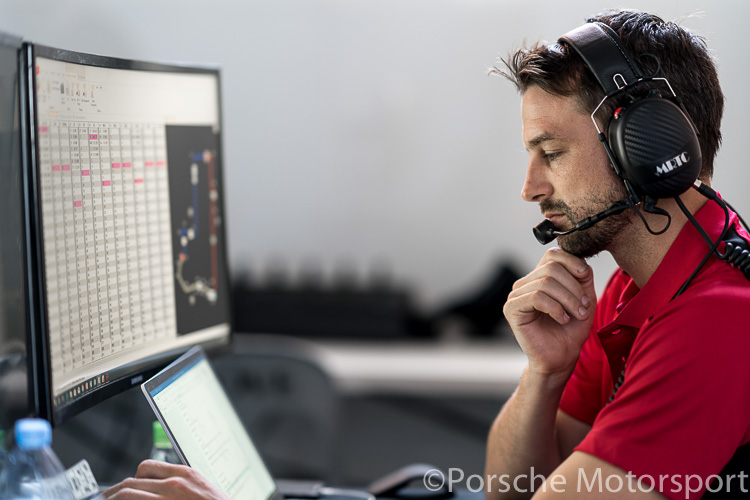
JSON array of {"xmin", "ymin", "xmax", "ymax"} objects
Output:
[
  {"xmin": 485, "ymin": 381, "xmax": 591, "ymax": 499},
  {"xmin": 485, "ymin": 248, "xmax": 596, "ymax": 500},
  {"xmin": 532, "ymin": 452, "xmax": 665, "ymax": 499}
]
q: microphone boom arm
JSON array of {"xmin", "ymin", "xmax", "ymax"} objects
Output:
[{"xmin": 533, "ymin": 197, "xmax": 636, "ymax": 245}]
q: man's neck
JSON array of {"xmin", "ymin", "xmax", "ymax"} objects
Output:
[{"xmin": 609, "ymin": 187, "xmax": 709, "ymax": 289}]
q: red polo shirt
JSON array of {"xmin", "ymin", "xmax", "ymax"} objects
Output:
[{"xmin": 559, "ymin": 199, "xmax": 750, "ymax": 499}]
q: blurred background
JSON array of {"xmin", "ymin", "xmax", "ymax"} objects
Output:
[
  {"xmin": 3, "ymin": 0, "xmax": 748, "ymax": 307},
  {"xmin": 1, "ymin": 0, "xmax": 747, "ymax": 489}
]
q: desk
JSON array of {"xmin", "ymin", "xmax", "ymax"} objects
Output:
[
  {"xmin": 230, "ymin": 334, "xmax": 528, "ymax": 397},
  {"xmin": 313, "ymin": 339, "xmax": 527, "ymax": 397}
]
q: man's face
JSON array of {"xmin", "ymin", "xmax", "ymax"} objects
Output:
[{"xmin": 520, "ymin": 85, "xmax": 633, "ymax": 258}]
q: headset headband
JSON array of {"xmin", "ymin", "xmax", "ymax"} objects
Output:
[{"xmin": 559, "ymin": 22, "xmax": 642, "ymax": 96}]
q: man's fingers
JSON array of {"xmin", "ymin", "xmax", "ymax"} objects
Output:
[
  {"xmin": 512, "ymin": 248, "xmax": 595, "ymax": 308},
  {"xmin": 538, "ymin": 247, "xmax": 591, "ymax": 281},
  {"xmin": 105, "ymin": 490, "xmax": 162, "ymax": 500},
  {"xmin": 105, "ymin": 461, "xmax": 230, "ymax": 500},
  {"xmin": 509, "ymin": 275, "xmax": 590, "ymax": 321},
  {"xmin": 108, "ymin": 476, "xmax": 202, "ymax": 499},
  {"xmin": 513, "ymin": 260, "xmax": 586, "ymax": 294},
  {"xmin": 506, "ymin": 289, "xmax": 572, "ymax": 325},
  {"xmin": 102, "ymin": 478, "xmax": 167, "ymax": 499},
  {"xmin": 135, "ymin": 460, "xmax": 189, "ymax": 480},
  {"xmin": 511, "ymin": 263, "xmax": 590, "ymax": 310}
]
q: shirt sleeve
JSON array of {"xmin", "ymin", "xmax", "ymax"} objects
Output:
[{"xmin": 574, "ymin": 288, "xmax": 750, "ymax": 500}]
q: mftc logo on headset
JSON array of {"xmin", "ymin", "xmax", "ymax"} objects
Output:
[{"xmin": 655, "ymin": 152, "xmax": 691, "ymax": 177}]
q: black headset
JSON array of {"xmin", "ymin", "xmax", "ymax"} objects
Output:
[
  {"xmin": 541, "ymin": 22, "xmax": 750, "ymax": 296},
  {"xmin": 559, "ymin": 22, "xmax": 702, "ymax": 200},
  {"xmin": 533, "ymin": 21, "xmax": 705, "ymax": 245}
]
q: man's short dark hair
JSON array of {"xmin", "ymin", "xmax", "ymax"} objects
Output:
[{"xmin": 496, "ymin": 10, "xmax": 724, "ymax": 180}]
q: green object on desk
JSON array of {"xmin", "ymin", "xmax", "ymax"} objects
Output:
[{"xmin": 152, "ymin": 421, "xmax": 171, "ymax": 449}]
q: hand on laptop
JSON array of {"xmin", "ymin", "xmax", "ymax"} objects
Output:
[{"xmin": 102, "ymin": 459, "xmax": 229, "ymax": 500}]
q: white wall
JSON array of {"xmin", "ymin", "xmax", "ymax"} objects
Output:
[{"xmin": 2, "ymin": 0, "xmax": 748, "ymax": 308}]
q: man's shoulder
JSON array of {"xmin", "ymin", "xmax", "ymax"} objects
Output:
[
  {"xmin": 683, "ymin": 255, "xmax": 750, "ymax": 303},
  {"xmin": 644, "ymin": 260, "xmax": 750, "ymax": 347}
]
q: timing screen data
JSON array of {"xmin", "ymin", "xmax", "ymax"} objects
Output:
[{"xmin": 35, "ymin": 56, "xmax": 223, "ymax": 399}]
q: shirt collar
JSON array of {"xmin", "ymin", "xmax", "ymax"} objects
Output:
[{"xmin": 608, "ymin": 197, "xmax": 734, "ymax": 329}]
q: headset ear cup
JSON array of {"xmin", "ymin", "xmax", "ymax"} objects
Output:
[{"xmin": 608, "ymin": 97, "xmax": 702, "ymax": 198}]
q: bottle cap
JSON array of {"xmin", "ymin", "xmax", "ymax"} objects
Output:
[
  {"xmin": 152, "ymin": 421, "xmax": 172, "ymax": 448},
  {"xmin": 15, "ymin": 418, "xmax": 52, "ymax": 450}
]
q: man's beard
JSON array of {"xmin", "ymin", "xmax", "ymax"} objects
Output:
[{"xmin": 539, "ymin": 187, "xmax": 634, "ymax": 259}]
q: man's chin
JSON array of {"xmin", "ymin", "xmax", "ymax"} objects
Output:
[{"xmin": 557, "ymin": 231, "xmax": 605, "ymax": 259}]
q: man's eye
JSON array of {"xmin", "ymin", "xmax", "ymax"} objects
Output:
[{"xmin": 543, "ymin": 151, "xmax": 561, "ymax": 161}]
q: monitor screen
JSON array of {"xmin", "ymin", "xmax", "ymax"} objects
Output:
[{"xmin": 25, "ymin": 44, "xmax": 232, "ymax": 425}]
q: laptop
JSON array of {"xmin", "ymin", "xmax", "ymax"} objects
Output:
[
  {"xmin": 142, "ymin": 345, "xmax": 449, "ymax": 500},
  {"xmin": 142, "ymin": 345, "xmax": 316, "ymax": 500}
]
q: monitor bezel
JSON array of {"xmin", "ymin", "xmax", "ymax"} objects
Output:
[
  {"xmin": 21, "ymin": 43, "xmax": 234, "ymax": 426},
  {"xmin": 0, "ymin": 31, "xmax": 30, "ymax": 431}
]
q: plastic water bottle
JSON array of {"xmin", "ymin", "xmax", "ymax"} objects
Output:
[
  {"xmin": 0, "ymin": 418, "xmax": 74, "ymax": 500},
  {"xmin": 149, "ymin": 421, "xmax": 181, "ymax": 464}
]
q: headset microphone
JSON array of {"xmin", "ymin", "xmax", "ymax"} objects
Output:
[{"xmin": 532, "ymin": 197, "xmax": 636, "ymax": 245}]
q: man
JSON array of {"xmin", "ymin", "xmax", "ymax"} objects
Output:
[{"xmin": 485, "ymin": 9, "xmax": 750, "ymax": 500}]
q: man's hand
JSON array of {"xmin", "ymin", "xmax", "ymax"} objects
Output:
[
  {"xmin": 503, "ymin": 247, "xmax": 596, "ymax": 380},
  {"xmin": 102, "ymin": 460, "xmax": 229, "ymax": 500}
]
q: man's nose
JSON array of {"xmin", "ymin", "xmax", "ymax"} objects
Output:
[{"xmin": 521, "ymin": 158, "xmax": 552, "ymax": 202}]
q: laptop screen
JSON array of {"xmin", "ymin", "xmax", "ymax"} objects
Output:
[{"xmin": 142, "ymin": 347, "xmax": 277, "ymax": 500}]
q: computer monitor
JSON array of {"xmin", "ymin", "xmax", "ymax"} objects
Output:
[
  {"xmin": 0, "ymin": 31, "xmax": 28, "ymax": 430},
  {"xmin": 21, "ymin": 43, "xmax": 232, "ymax": 426}
]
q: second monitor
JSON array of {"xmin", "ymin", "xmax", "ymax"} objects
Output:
[{"xmin": 24, "ymin": 43, "xmax": 232, "ymax": 425}]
